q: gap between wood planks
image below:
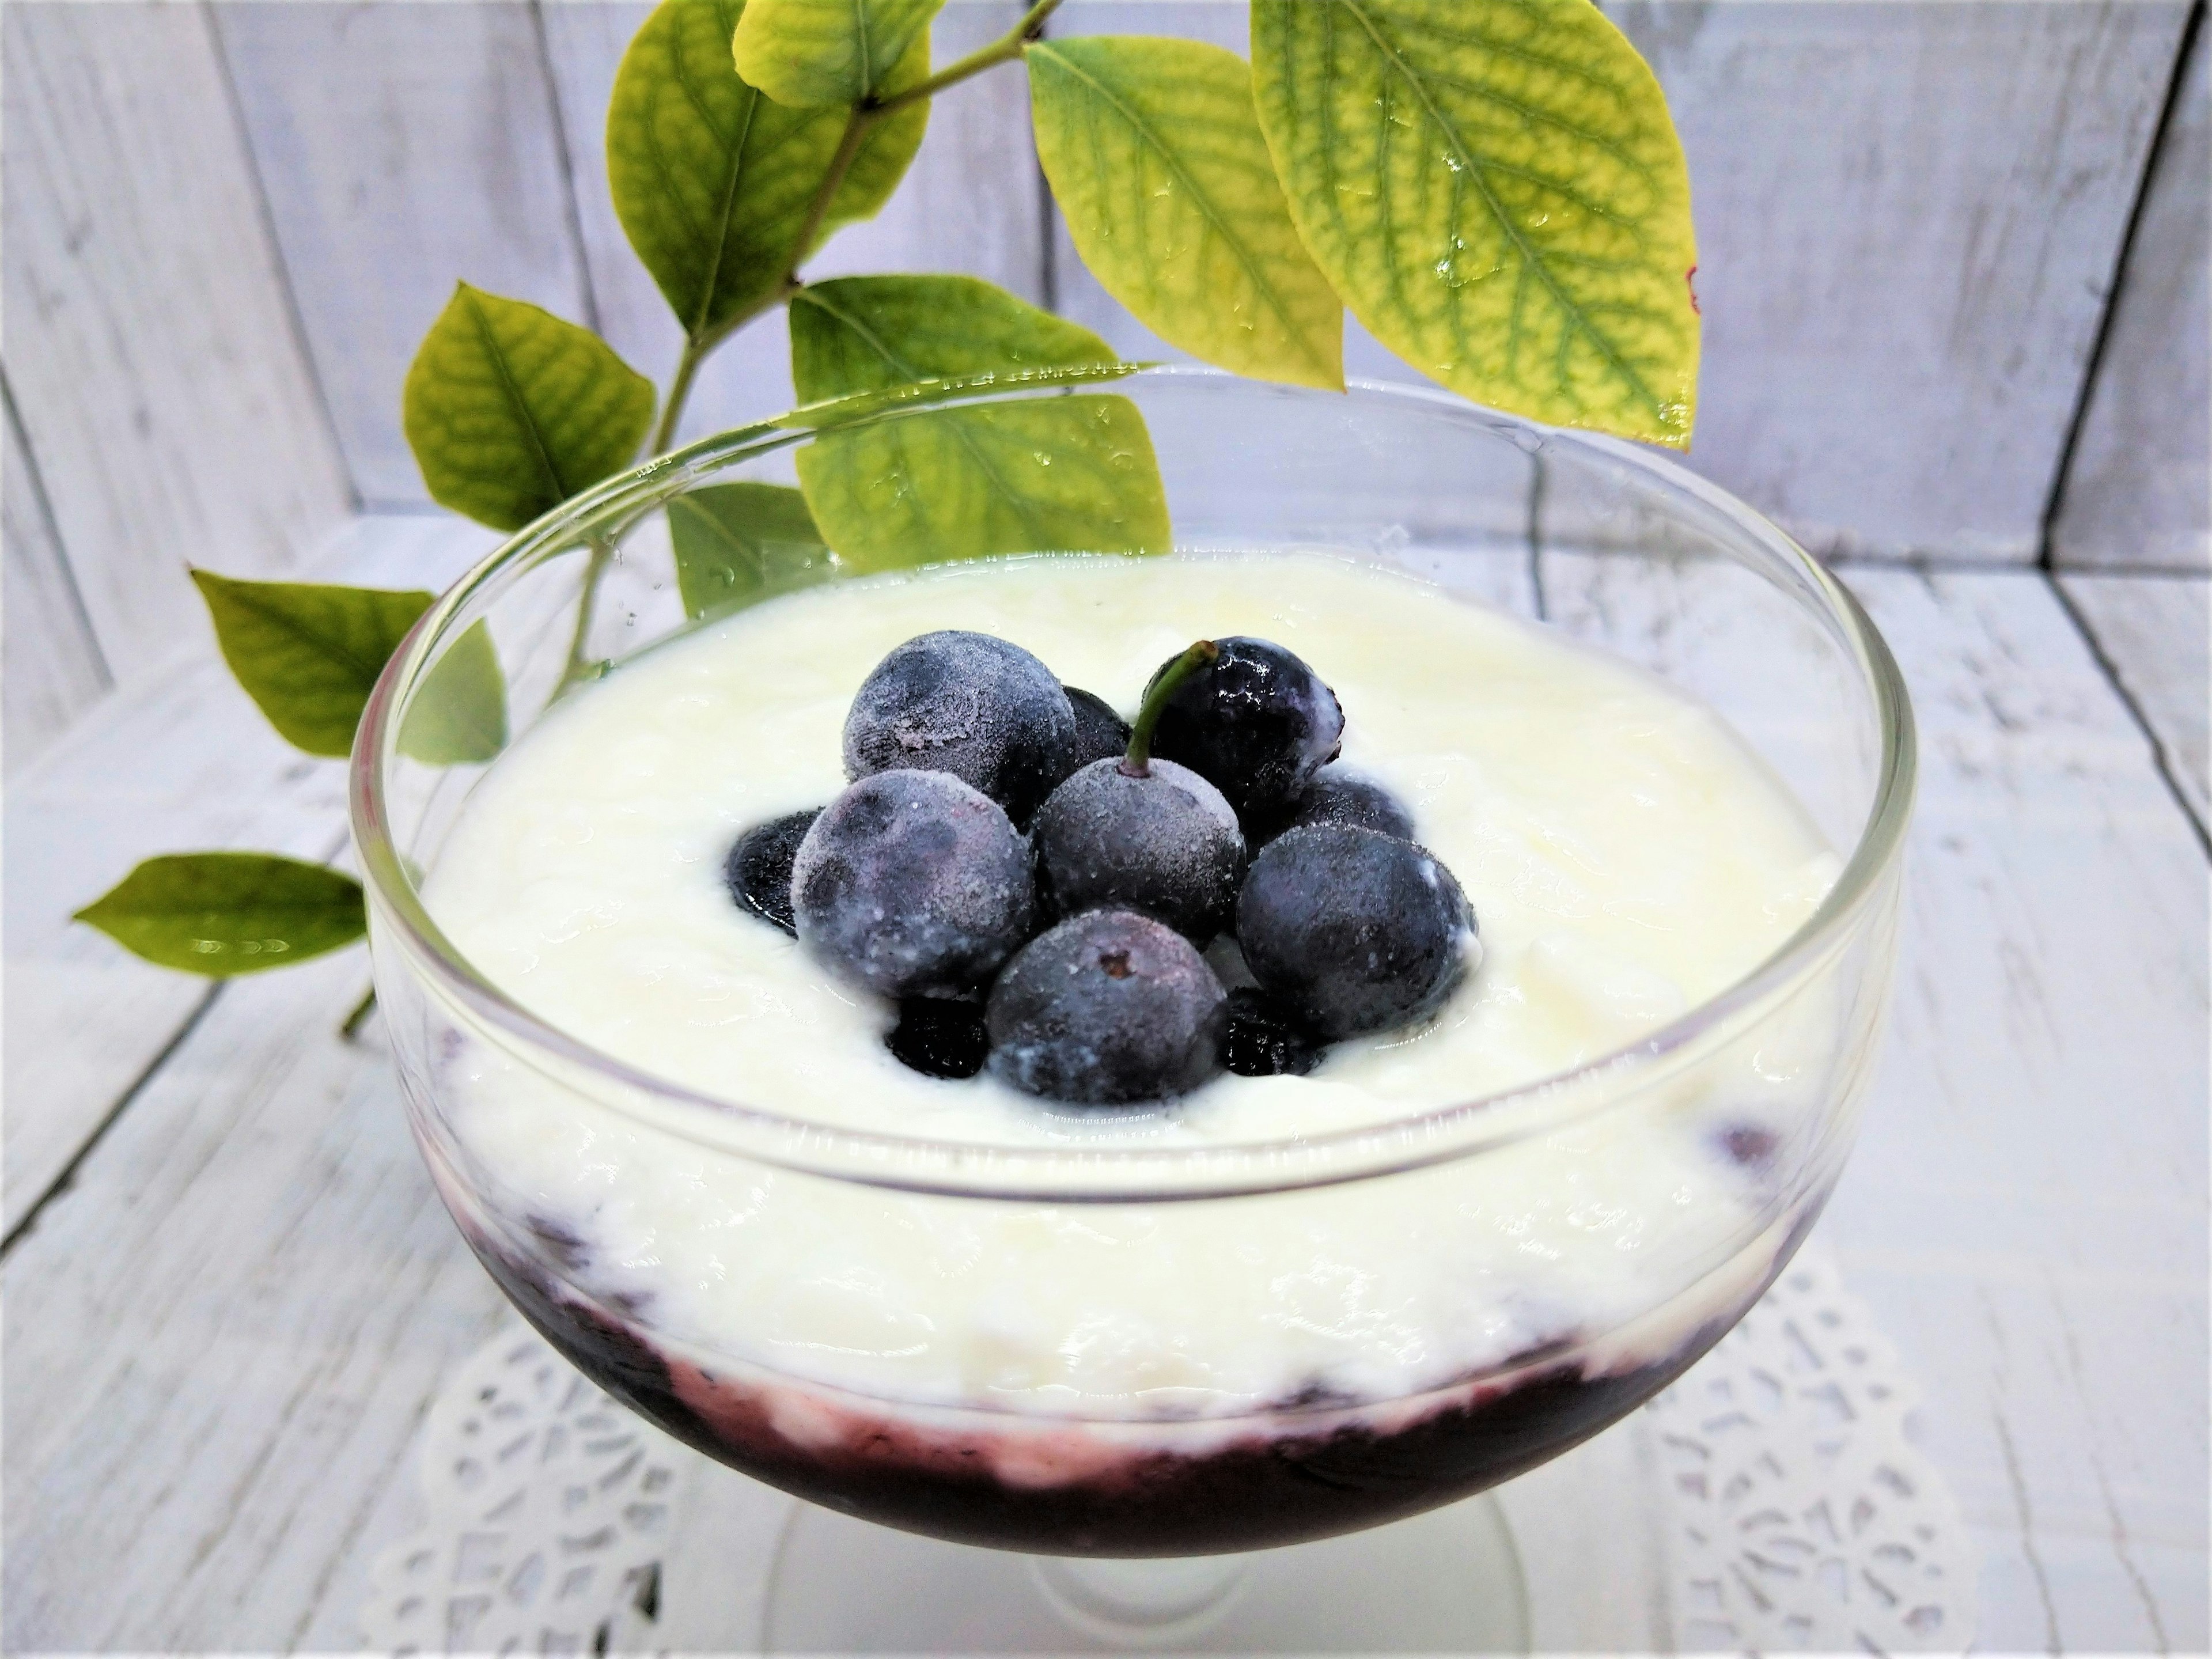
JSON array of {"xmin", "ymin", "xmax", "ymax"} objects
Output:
[{"xmin": 2037, "ymin": 0, "xmax": 2207, "ymax": 574}]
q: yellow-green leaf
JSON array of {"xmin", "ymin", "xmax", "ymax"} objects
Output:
[
  {"xmin": 192, "ymin": 570, "xmax": 431, "ymax": 759},
  {"xmin": 403, "ymin": 284, "xmax": 655, "ymax": 530},
  {"xmin": 1028, "ymin": 35, "xmax": 1342, "ymax": 391},
  {"xmin": 789, "ymin": 274, "xmax": 1118, "ymax": 396},
  {"xmin": 668, "ymin": 482, "xmax": 834, "ymax": 618},
  {"xmin": 798, "ymin": 397, "xmax": 1169, "ymax": 572},
  {"xmin": 609, "ymin": 0, "xmax": 929, "ymax": 342},
  {"xmin": 787, "ymin": 274, "xmax": 1166, "ymax": 570},
  {"xmin": 734, "ymin": 0, "xmax": 943, "ymax": 106},
  {"xmin": 1251, "ymin": 0, "xmax": 1699, "ymax": 446},
  {"xmin": 397, "ymin": 620, "xmax": 507, "ymax": 764},
  {"xmin": 75, "ymin": 853, "xmax": 366, "ymax": 977}
]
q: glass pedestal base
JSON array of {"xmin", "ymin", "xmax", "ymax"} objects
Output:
[{"xmin": 761, "ymin": 1495, "xmax": 1529, "ymax": 1652}]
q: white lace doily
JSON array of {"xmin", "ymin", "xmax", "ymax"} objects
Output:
[
  {"xmin": 363, "ymin": 1245, "xmax": 1976, "ymax": 1652},
  {"xmin": 1645, "ymin": 1247, "xmax": 1978, "ymax": 1651},
  {"xmin": 360, "ymin": 1330, "xmax": 680, "ymax": 1654}
]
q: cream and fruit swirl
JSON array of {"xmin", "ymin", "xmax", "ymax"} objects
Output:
[{"xmin": 426, "ymin": 553, "xmax": 1839, "ymax": 1422}]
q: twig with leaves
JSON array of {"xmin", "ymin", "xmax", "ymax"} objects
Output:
[{"xmin": 75, "ymin": 0, "xmax": 1700, "ymax": 1036}]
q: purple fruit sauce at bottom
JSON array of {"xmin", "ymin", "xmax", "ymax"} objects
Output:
[{"xmin": 464, "ymin": 1228, "xmax": 1775, "ymax": 1557}]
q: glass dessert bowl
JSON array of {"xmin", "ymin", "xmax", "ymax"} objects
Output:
[{"xmin": 352, "ymin": 369, "xmax": 1914, "ymax": 1648}]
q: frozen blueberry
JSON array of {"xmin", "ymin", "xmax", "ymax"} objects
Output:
[
  {"xmin": 886, "ymin": 997, "xmax": 990, "ymax": 1080},
  {"xmin": 791, "ymin": 770, "xmax": 1036, "ymax": 999},
  {"xmin": 1032, "ymin": 758, "xmax": 1245, "ymax": 943},
  {"xmin": 843, "ymin": 631, "xmax": 1077, "ymax": 824},
  {"xmin": 724, "ymin": 808, "xmax": 822, "ymax": 935},
  {"xmin": 1224, "ymin": 987, "xmax": 1329, "ymax": 1077},
  {"xmin": 1145, "ymin": 637, "xmax": 1344, "ymax": 825},
  {"xmin": 1238, "ymin": 824, "xmax": 1479, "ymax": 1040},
  {"xmin": 986, "ymin": 910, "xmax": 1228, "ymax": 1105},
  {"xmin": 1065, "ymin": 686, "xmax": 1132, "ymax": 766},
  {"xmin": 1269, "ymin": 769, "xmax": 1416, "ymax": 844}
]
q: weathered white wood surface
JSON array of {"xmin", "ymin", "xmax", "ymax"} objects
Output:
[
  {"xmin": 2052, "ymin": 16, "xmax": 2211, "ymax": 573},
  {"xmin": 1608, "ymin": 0, "xmax": 2192, "ymax": 564},
  {"xmin": 215, "ymin": 1, "xmax": 598, "ymax": 509},
  {"xmin": 3, "ymin": 512, "xmax": 2205, "ymax": 1649},
  {"xmin": 2, "ymin": 383, "xmax": 109, "ymax": 775},
  {"xmin": 541, "ymin": 1, "xmax": 1046, "ymax": 453},
  {"xmin": 1041, "ymin": 2, "xmax": 2196, "ymax": 567},
  {"xmin": 0, "ymin": 2, "xmax": 354, "ymax": 680},
  {"xmin": 1, "ymin": 514, "xmax": 495, "ymax": 1236},
  {"xmin": 1, "ymin": 949, "xmax": 510, "ymax": 1651},
  {"xmin": 2061, "ymin": 571, "xmax": 2211, "ymax": 835},
  {"xmin": 1826, "ymin": 569, "xmax": 2207, "ymax": 1650}
]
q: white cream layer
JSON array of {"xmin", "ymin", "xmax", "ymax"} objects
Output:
[{"xmin": 426, "ymin": 552, "xmax": 1839, "ymax": 1418}]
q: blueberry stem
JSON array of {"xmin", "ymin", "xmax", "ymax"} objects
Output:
[{"xmin": 1122, "ymin": 640, "xmax": 1218, "ymax": 777}]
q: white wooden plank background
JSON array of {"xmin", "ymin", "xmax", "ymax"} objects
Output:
[
  {"xmin": 1, "ymin": 514, "xmax": 495, "ymax": 1237},
  {"xmin": 1812, "ymin": 567, "xmax": 2206, "ymax": 1650},
  {"xmin": 2051, "ymin": 13, "xmax": 2211, "ymax": 573},
  {"xmin": 2061, "ymin": 571, "xmax": 2212, "ymax": 835},
  {"xmin": 2, "ymin": 380, "xmax": 109, "ymax": 773},
  {"xmin": 5, "ymin": 1, "xmax": 2206, "ymax": 728},
  {"xmin": 1043, "ymin": 2, "xmax": 2199, "ymax": 567},
  {"xmin": 1608, "ymin": 0, "xmax": 2194, "ymax": 565},
  {"xmin": 215, "ymin": 0, "xmax": 599, "ymax": 508},
  {"xmin": 0, "ymin": 2, "xmax": 354, "ymax": 683}
]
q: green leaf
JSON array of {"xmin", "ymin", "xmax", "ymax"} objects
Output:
[
  {"xmin": 192, "ymin": 570, "xmax": 430, "ymax": 759},
  {"xmin": 668, "ymin": 483, "xmax": 834, "ymax": 619},
  {"xmin": 790, "ymin": 274, "xmax": 1119, "ymax": 396},
  {"xmin": 608, "ymin": 0, "xmax": 930, "ymax": 344},
  {"xmin": 1250, "ymin": 0, "xmax": 1699, "ymax": 446},
  {"xmin": 798, "ymin": 397, "xmax": 1168, "ymax": 572},
  {"xmin": 75, "ymin": 853, "xmax": 366, "ymax": 976},
  {"xmin": 403, "ymin": 284, "xmax": 656, "ymax": 531},
  {"xmin": 1028, "ymin": 35, "xmax": 1342, "ymax": 392},
  {"xmin": 398, "ymin": 620, "xmax": 507, "ymax": 764},
  {"xmin": 734, "ymin": 0, "xmax": 944, "ymax": 107},
  {"xmin": 788, "ymin": 274, "xmax": 1168, "ymax": 570}
]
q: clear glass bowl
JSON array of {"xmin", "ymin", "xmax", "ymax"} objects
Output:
[{"xmin": 352, "ymin": 368, "xmax": 1913, "ymax": 1641}]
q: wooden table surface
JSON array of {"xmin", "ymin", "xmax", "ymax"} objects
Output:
[{"xmin": 5, "ymin": 515, "xmax": 2205, "ymax": 1653}]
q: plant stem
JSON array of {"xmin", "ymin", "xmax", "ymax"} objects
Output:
[
  {"xmin": 781, "ymin": 0, "xmax": 1064, "ymax": 289},
  {"xmin": 1123, "ymin": 641, "xmax": 1218, "ymax": 776},
  {"xmin": 340, "ymin": 986, "xmax": 378, "ymax": 1043},
  {"xmin": 872, "ymin": 0, "xmax": 1062, "ymax": 117},
  {"xmin": 558, "ymin": 536, "xmax": 616, "ymax": 693},
  {"xmin": 651, "ymin": 335, "xmax": 709, "ymax": 456},
  {"xmin": 783, "ymin": 111, "xmax": 877, "ymax": 290}
]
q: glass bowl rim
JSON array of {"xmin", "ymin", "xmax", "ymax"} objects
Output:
[{"xmin": 350, "ymin": 365, "xmax": 1917, "ymax": 1202}]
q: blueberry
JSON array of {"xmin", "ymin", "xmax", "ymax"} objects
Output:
[
  {"xmin": 986, "ymin": 910, "xmax": 1228, "ymax": 1105},
  {"xmin": 1268, "ymin": 769, "xmax": 1415, "ymax": 844},
  {"xmin": 1032, "ymin": 758, "xmax": 1245, "ymax": 943},
  {"xmin": 791, "ymin": 770, "xmax": 1036, "ymax": 999},
  {"xmin": 1145, "ymin": 637, "xmax": 1344, "ymax": 825},
  {"xmin": 1224, "ymin": 987, "xmax": 1329, "ymax": 1077},
  {"xmin": 886, "ymin": 997, "xmax": 990, "ymax": 1080},
  {"xmin": 843, "ymin": 631, "xmax": 1077, "ymax": 824},
  {"xmin": 1237, "ymin": 824, "xmax": 1479, "ymax": 1040},
  {"xmin": 1065, "ymin": 686, "xmax": 1132, "ymax": 766},
  {"xmin": 723, "ymin": 809, "xmax": 822, "ymax": 935}
]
